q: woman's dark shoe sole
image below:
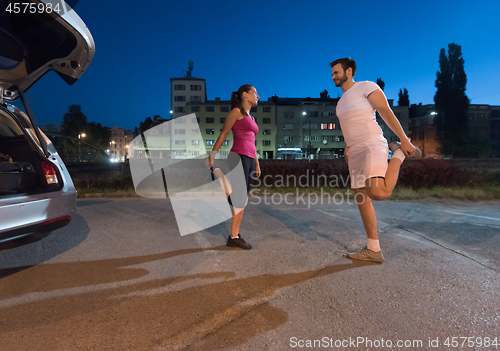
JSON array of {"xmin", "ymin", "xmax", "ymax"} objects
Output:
[{"xmin": 226, "ymin": 235, "xmax": 252, "ymax": 250}]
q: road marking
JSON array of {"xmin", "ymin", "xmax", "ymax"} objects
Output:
[
  {"xmin": 316, "ymin": 209, "xmax": 351, "ymax": 220},
  {"xmin": 443, "ymin": 210, "xmax": 500, "ymax": 221}
]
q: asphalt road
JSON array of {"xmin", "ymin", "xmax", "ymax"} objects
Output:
[{"xmin": 1, "ymin": 196, "xmax": 499, "ymax": 351}]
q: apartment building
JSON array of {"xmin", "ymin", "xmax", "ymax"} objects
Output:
[
  {"xmin": 110, "ymin": 127, "xmax": 134, "ymax": 161},
  {"xmin": 491, "ymin": 106, "xmax": 500, "ymax": 157},
  {"xmin": 272, "ymin": 95, "xmax": 343, "ymax": 159},
  {"xmin": 170, "ymin": 75, "xmax": 207, "ymax": 120},
  {"xmin": 169, "ymin": 67, "xmax": 409, "ymax": 160},
  {"xmin": 408, "ymin": 104, "xmax": 440, "ymax": 158},
  {"xmin": 272, "ymin": 95, "xmax": 409, "ymax": 160},
  {"xmin": 409, "ymin": 103, "xmax": 500, "ymax": 158},
  {"xmin": 187, "ymin": 98, "xmax": 277, "ymax": 159}
]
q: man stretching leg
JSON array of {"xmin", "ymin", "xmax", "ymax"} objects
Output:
[{"xmin": 330, "ymin": 57, "xmax": 420, "ymax": 263}]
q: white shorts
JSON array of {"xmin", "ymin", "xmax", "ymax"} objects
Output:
[{"xmin": 347, "ymin": 136, "xmax": 389, "ymax": 189}]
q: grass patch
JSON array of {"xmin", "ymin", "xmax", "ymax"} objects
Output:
[
  {"xmin": 77, "ymin": 188, "xmax": 140, "ymax": 198},
  {"xmin": 391, "ymin": 185, "xmax": 500, "ymax": 201}
]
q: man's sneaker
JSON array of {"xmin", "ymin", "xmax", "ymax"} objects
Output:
[
  {"xmin": 388, "ymin": 141, "xmax": 422, "ymax": 159},
  {"xmin": 227, "ymin": 235, "xmax": 252, "ymax": 250},
  {"xmin": 346, "ymin": 246, "xmax": 384, "ymax": 263},
  {"xmin": 411, "ymin": 146, "xmax": 422, "ymax": 159},
  {"xmin": 388, "ymin": 141, "xmax": 401, "ymax": 152}
]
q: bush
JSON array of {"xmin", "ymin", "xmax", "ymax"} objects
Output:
[
  {"xmin": 258, "ymin": 159, "xmax": 499, "ymax": 189},
  {"xmin": 72, "ymin": 158, "xmax": 500, "ymax": 193}
]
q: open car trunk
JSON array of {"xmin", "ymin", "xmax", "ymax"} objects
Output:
[
  {"xmin": 0, "ymin": 0, "xmax": 94, "ymax": 196},
  {"xmin": 0, "ymin": 0, "xmax": 95, "ymax": 101},
  {"xmin": 0, "ymin": 104, "xmax": 63, "ymax": 196}
]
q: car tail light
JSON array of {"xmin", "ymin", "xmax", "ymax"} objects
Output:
[
  {"xmin": 41, "ymin": 161, "xmax": 59, "ymax": 185},
  {"xmin": 40, "ymin": 216, "xmax": 71, "ymax": 232}
]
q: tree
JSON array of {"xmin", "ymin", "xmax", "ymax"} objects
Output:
[
  {"xmin": 86, "ymin": 122, "xmax": 111, "ymax": 150},
  {"xmin": 434, "ymin": 43, "xmax": 470, "ymax": 157},
  {"xmin": 398, "ymin": 88, "xmax": 410, "ymax": 106},
  {"xmin": 320, "ymin": 89, "xmax": 329, "ymax": 99},
  {"xmin": 376, "ymin": 78, "xmax": 385, "ymax": 91},
  {"xmin": 134, "ymin": 117, "xmax": 154, "ymax": 136},
  {"xmin": 62, "ymin": 104, "xmax": 87, "ymax": 138}
]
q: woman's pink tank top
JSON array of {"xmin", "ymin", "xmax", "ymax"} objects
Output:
[{"xmin": 230, "ymin": 114, "xmax": 259, "ymax": 158}]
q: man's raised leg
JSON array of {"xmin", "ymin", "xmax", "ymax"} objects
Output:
[{"xmin": 364, "ymin": 157, "xmax": 404, "ymax": 201}]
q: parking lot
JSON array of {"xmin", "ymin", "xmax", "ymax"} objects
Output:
[{"xmin": 1, "ymin": 197, "xmax": 499, "ymax": 350}]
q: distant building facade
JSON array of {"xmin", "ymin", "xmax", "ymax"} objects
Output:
[
  {"xmin": 110, "ymin": 127, "xmax": 133, "ymax": 161},
  {"xmin": 409, "ymin": 103, "xmax": 500, "ymax": 158},
  {"xmin": 188, "ymin": 98, "xmax": 277, "ymax": 160},
  {"xmin": 272, "ymin": 96, "xmax": 409, "ymax": 160},
  {"xmin": 170, "ymin": 76, "xmax": 207, "ymax": 120},
  {"xmin": 168, "ymin": 68, "xmax": 410, "ymax": 160}
]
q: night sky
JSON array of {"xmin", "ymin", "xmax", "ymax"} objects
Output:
[{"xmin": 22, "ymin": 0, "xmax": 500, "ymax": 131}]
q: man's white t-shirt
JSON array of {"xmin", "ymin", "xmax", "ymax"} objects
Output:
[{"xmin": 336, "ymin": 81, "xmax": 386, "ymax": 147}]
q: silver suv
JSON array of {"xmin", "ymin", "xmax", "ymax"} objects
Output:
[{"xmin": 0, "ymin": 0, "xmax": 95, "ymax": 243}]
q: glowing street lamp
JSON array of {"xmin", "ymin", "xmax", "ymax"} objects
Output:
[
  {"xmin": 303, "ymin": 112, "xmax": 311, "ymax": 161},
  {"xmin": 78, "ymin": 133, "xmax": 86, "ymax": 162}
]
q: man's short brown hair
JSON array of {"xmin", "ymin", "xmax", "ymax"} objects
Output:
[{"xmin": 329, "ymin": 58, "xmax": 357, "ymax": 76}]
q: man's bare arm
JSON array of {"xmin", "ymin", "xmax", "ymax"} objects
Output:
[{"xmin": 367, "ymin": 90, "xmax": 416, "ymax": 157}]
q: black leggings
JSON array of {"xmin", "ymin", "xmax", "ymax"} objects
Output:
[{"xmin": 227, "ymin": 152, "xmax": 256, "ymax": 208}]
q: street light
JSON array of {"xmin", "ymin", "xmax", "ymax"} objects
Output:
[
  {"xmin": 302, "ymin": 111, "xmax": 311, "ymax": 161},
  {"xmin": 78, "ymin": 133, "xmax": 86, "ymax": 162}
]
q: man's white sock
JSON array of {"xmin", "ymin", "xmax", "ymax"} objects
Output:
[
  {"xmin": 367, "ymin": 238, "xmax": 380, "ymax": 252},
  {"xmin": 392, "ymin": 149, "xmax": 406, "ymax": 162}
]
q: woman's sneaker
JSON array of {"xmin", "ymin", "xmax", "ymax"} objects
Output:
[{"xmin": 227, "ymin": 235, "xmax": 252, "ymax": 250}]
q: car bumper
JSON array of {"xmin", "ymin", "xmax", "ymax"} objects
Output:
[{"xmin": 0, "ymin": 190, "xmax": 77, "ymax": 242}]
